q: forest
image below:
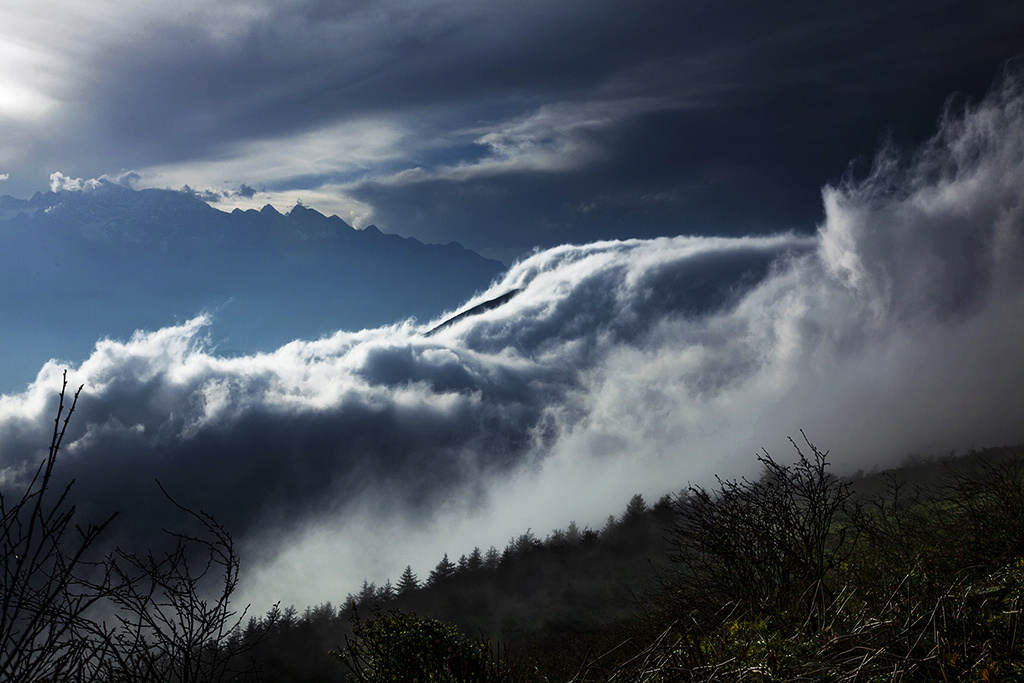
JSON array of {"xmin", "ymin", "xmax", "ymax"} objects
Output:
[{"xmin": 3, "ymin": 375, "xmax": 1024, "ymax": 682}]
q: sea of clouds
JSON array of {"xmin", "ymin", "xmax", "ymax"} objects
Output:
[{"xmin": 1, "ymin": 69, "xmax": 1022, "ymax": 609}]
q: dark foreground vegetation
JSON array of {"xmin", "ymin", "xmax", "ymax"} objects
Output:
[
  {"xmin": 3, "ymin": 378, "xmax": 1024, "ymax": 681},
  {"xmin": 1, "ymin": 374, "xmax": 274, "ymax": 683}
]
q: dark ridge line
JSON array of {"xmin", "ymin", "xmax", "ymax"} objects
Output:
[{"xmin": 424, "ymin": 289, "xmax": 522, "ymax": 337}]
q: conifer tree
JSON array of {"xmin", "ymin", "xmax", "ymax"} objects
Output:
[
  {"xmin": 427, "ymin": 553, "xmax": 457, "ymax": 586},
  {"xmin": 505, "ymin": 528, "xmax": 539, "ymax": 559},
  {"xmin": 355, "ymin": 580, "xmax": 378, "ymax": 606},
  {"xmin": 623, "ymin": 493, "xmax": 648, "ymax": 522},
  {"xmin": 396, "ymin": 565, "xmax": 419, "ymax": 595},
  {"xmin": 653, "ymin": 493, "xmax": 673, "ymax": 515},
  {"xmin": 466, "ymin": 546, "xmax": 483, "ymax": 572},
  {"xmin": 483, "ymin": 546, "xmax": 500, "ymax": 569}
]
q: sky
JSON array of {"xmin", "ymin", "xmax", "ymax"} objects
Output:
[
  {"xmin": 1, "ymin": 2, "xmax": 1024, "ymax": 611},
  {"xmin": 1, "ymin": 1, "xmax": 1023, "ymax": 261},
  {"xmin": 2, "ymin": 69, "xmax": 1024, "ymax": 610}
]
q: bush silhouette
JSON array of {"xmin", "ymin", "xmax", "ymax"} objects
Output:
[
  {"xmin": 332, "ymin": 608, "xmax": 506, "ymax": 682},
  {"xmin": 0, "ymin": 372, "xmax": 267, "ymax": 682},
  {"xmin": 0, "ymin": 372, "xmax": 114, "ymax": 681},
  {"xmin": 667, "ymin": 432, "xmax": 854, "ymax": 629}
]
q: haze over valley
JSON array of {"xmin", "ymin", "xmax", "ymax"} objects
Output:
[
  {"xmin": 2, "ymin": 69, "xmax": 1024, "ymax": 610},
  {"xmin": 1, "ymin": 0, "xmax": 1023, "ymax": 617}
]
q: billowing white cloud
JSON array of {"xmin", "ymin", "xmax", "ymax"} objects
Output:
[
  {"xmin": 48, "ymin": 170, "xmax": 105, "ymax": 192},
  {"xmin": 2, "ymin": 70, "xmax": 1023, "ymax": 610}
]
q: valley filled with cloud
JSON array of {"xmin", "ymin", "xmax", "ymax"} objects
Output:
[{"xmin": 2, "ymin": 71, "xmax": 1022, "ymax": 609}]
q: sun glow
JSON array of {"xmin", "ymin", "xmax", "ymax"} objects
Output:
[{"xmin": 0, "ymin": 38, "xmax": 57, "ymax": 121}]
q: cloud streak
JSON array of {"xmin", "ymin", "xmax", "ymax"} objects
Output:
[{"xmin": 2, "ymin": 70, "xmax": 1024, "ymax": 608}]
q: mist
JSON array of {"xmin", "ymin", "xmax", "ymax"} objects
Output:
[{"xmin": 1, "ymin": 68, "xmax": 1023, "ymax": 611}]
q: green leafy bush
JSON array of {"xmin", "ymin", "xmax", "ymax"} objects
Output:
[{"xmin": 331, "ymin": 608, "xmax": 506, "ymax": 683}]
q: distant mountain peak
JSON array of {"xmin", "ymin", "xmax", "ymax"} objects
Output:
[
  {"xmin": 287, "ymin": 203, "xmax": 318, "ymax": 217},
  {"xmin": 284, "ymin": 203, "xmax": 355, "ymax": 238}
]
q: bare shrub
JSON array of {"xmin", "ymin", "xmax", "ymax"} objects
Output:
[
  {"xmin": 100, "ymin": 484, "xmax": 266, "ymax": 683},
  {"xmin": 668, "ymin": 432, "xmax": 854, "ymax": 629},
  {"xmin": 1, "ymin": 372, "xmax": 267, "ymax": 683},
  {"xmin": 0, "ymin": 372, "xmax": 115, "ymax": 682}
]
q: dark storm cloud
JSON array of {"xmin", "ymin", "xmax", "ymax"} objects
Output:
[
  {"xmin": 5, "ymin": 1, "xmax": 1023, "ymax": 250},
  {"xmin": 335, "ymin": 3, "xmax": 1024, "ymax": 249},
  {"xmin": 84, "ymin": 1, "xmax": 1016, "ymax": 148},
  {"xmin": 1, "ymin": 51, "xmax": 1024, "ymax": 609}
]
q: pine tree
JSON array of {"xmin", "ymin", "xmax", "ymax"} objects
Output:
[
  {"xmin": 601, "ymin": 514, "xmax": 619, "ymax": 536},
  {"xmin": 377, "ymin": 580, "xmax": 395, "ymax": 602},
  {"xmin": 466, "ymin": 546, "xmax": 483, "ymax": 572},
  {"xmin": 623, "ymin": 493, "xmax": 648, "ymax": 522},
  {"xmin": 355, "ymin": 580, "xmax": 378, "ymax": 606},
  {"xmin": 653, "ymin": 493, "xmax": 673, "ymax": 515},
  {"xmin": 483, "ymin": 546, "xmax": 500, "ymax": 569},
  {"xmin": 505, "ymin": 528, "xmax": 539, "ymax": 560},
  {"xmin": 427, "ymin": 553, "xmax": 457, "ymax": 586},
  {"xmin": 396, "ymin": 565, "xmax": 419, "ymax": 595},
  {"xmin": 565, "ymin": 520, "xmax": 582, "ymax": 545}
]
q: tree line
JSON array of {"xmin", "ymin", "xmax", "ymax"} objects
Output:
[
  {"xmin": 254, "ymin": 434, "xmax": 1024, "ymax": 682},
  {"xmin": 341, "ymin": 494, "xmax": 657, "ymax": 612}
]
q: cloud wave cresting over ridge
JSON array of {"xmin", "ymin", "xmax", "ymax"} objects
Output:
[{"xmin": 1, "ymin": 70, "xmax": 1023, "ymax": 608}]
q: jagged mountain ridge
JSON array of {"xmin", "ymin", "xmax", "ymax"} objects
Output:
[
  {"xmin": 0, "ymin": 181, "xmax": 479, "ymax": 251},
  {"xmin": 0, "ymin": 182, "xmax": 505, "ymax": 392}
]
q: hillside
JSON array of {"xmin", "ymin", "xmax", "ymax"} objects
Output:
[{"xmin": 239, "ymin": 441, "xmax": 1024, "ymax": 682}]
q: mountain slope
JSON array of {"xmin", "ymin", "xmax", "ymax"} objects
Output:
[{"xmin": 0, "ymin": 182, "xmax": 505, "ymax": 392}]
